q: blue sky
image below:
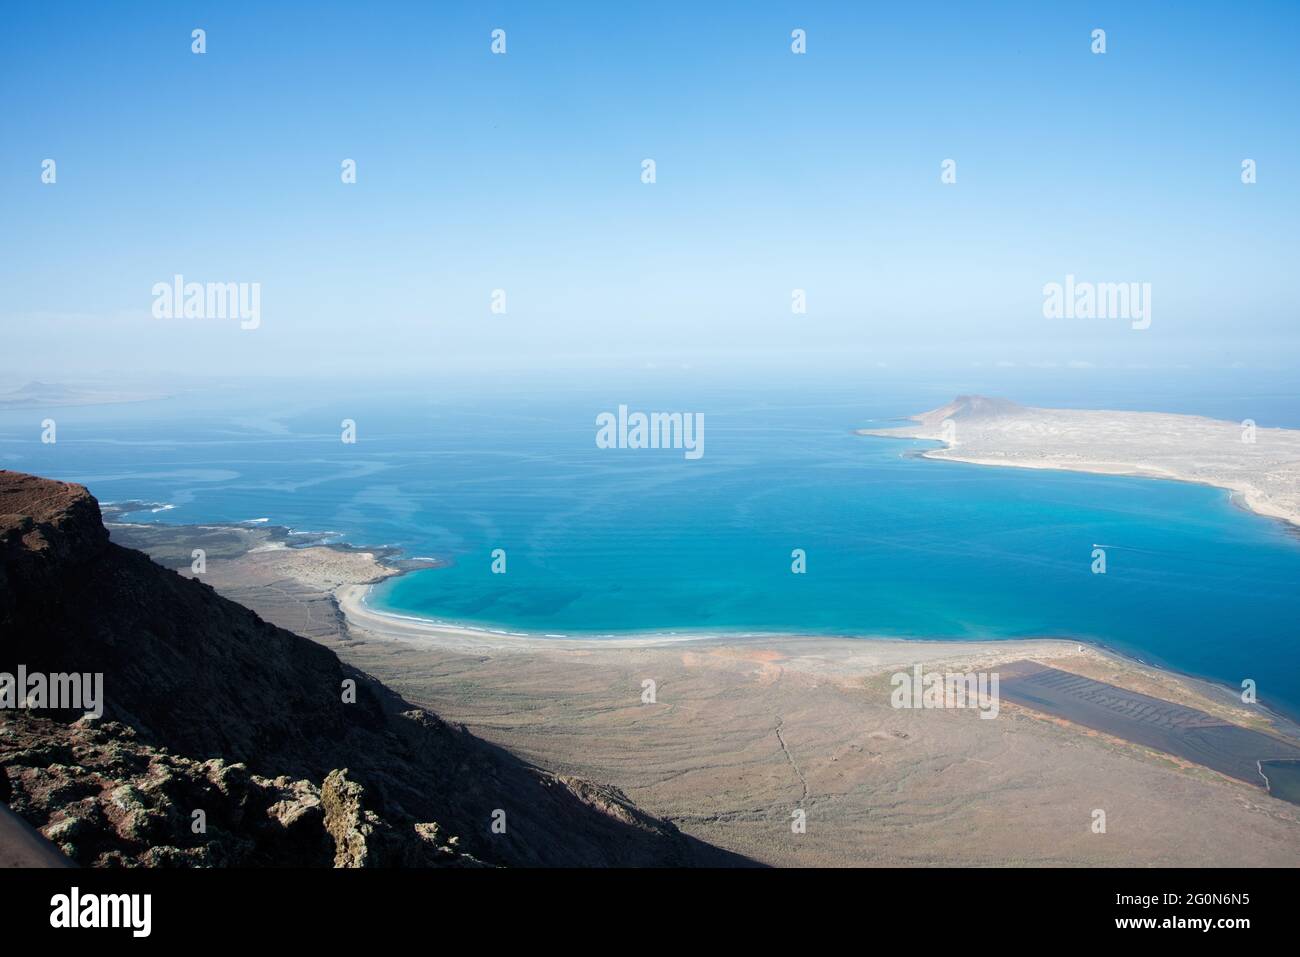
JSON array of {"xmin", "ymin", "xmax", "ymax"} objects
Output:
[{"xmin": 1, "ymin": 1, "xmax": 1297, "ymax": 379}]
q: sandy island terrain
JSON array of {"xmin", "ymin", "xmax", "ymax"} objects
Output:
[
  {"xmin": 859, "ymin": 395, "xmax": 1300, "ymax": 529},
  {"xmin": 108, "ymin": 519, "xmax": 1300, "ymax": 867}
]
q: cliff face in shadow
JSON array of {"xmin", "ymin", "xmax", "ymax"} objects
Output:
[{"xmin": 0, "ymin": 470, "xmax": 744, "ymax": 867}]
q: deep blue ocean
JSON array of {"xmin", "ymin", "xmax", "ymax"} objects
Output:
[{"xmin": 4, "ymin": 369, "xmax": 1298, "ymax": 718}]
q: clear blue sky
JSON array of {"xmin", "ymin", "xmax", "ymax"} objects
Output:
[{"xmin": 1, "ymin": 1, "xmax": 1297, "ymax": 378}]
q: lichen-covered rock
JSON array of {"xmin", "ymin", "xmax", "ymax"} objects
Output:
[{"xmin": 320, "ymin": 768, "xmax": 379, "ymax": 867}]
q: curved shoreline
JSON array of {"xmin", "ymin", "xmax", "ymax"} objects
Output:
[
  {"xmin": 342, "ymin": 578, "xmax": 1105, "ymax": 652},
  {"xmin": 339, "ymin": 578, "xmax": 1300, "ymax": 732},
  {"xmin": 913, "ymin": 447, "xmax": 1300, "ymax": 531},
  {"xmin": 104, "ymin": 498, "xmax": 1300, "ymax": 729},
  {"xmin": 338, "ymin": 582, "xmax": 753, "ymax": 650}
]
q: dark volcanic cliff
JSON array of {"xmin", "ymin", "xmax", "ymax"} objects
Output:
[{"xmin": 0, "ymin": 470, "xmax": 706, "ymax": 867}]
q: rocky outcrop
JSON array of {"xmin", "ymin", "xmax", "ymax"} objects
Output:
[{"xmin": 0, "ymin": 471, "xmax": 697, "ymax": 867}]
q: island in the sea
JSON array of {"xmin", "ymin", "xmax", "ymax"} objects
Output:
[{"xmin": 858, "ymin": 395, "xmax": 1300, "ymax": 528}]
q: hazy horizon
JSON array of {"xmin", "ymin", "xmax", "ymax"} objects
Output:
[{"xmin": 3, "ymin": 1, "xmax": 1298, "ymax": 378}]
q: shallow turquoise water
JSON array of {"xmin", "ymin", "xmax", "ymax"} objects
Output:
[{"xmin": 4, "ymin": 376, "xmax": 1298, "ymax": 718}]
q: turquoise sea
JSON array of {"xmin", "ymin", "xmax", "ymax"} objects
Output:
[{"xmin": 4, "ymin": 371, "xmax": 1298, "ymax": 718}]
